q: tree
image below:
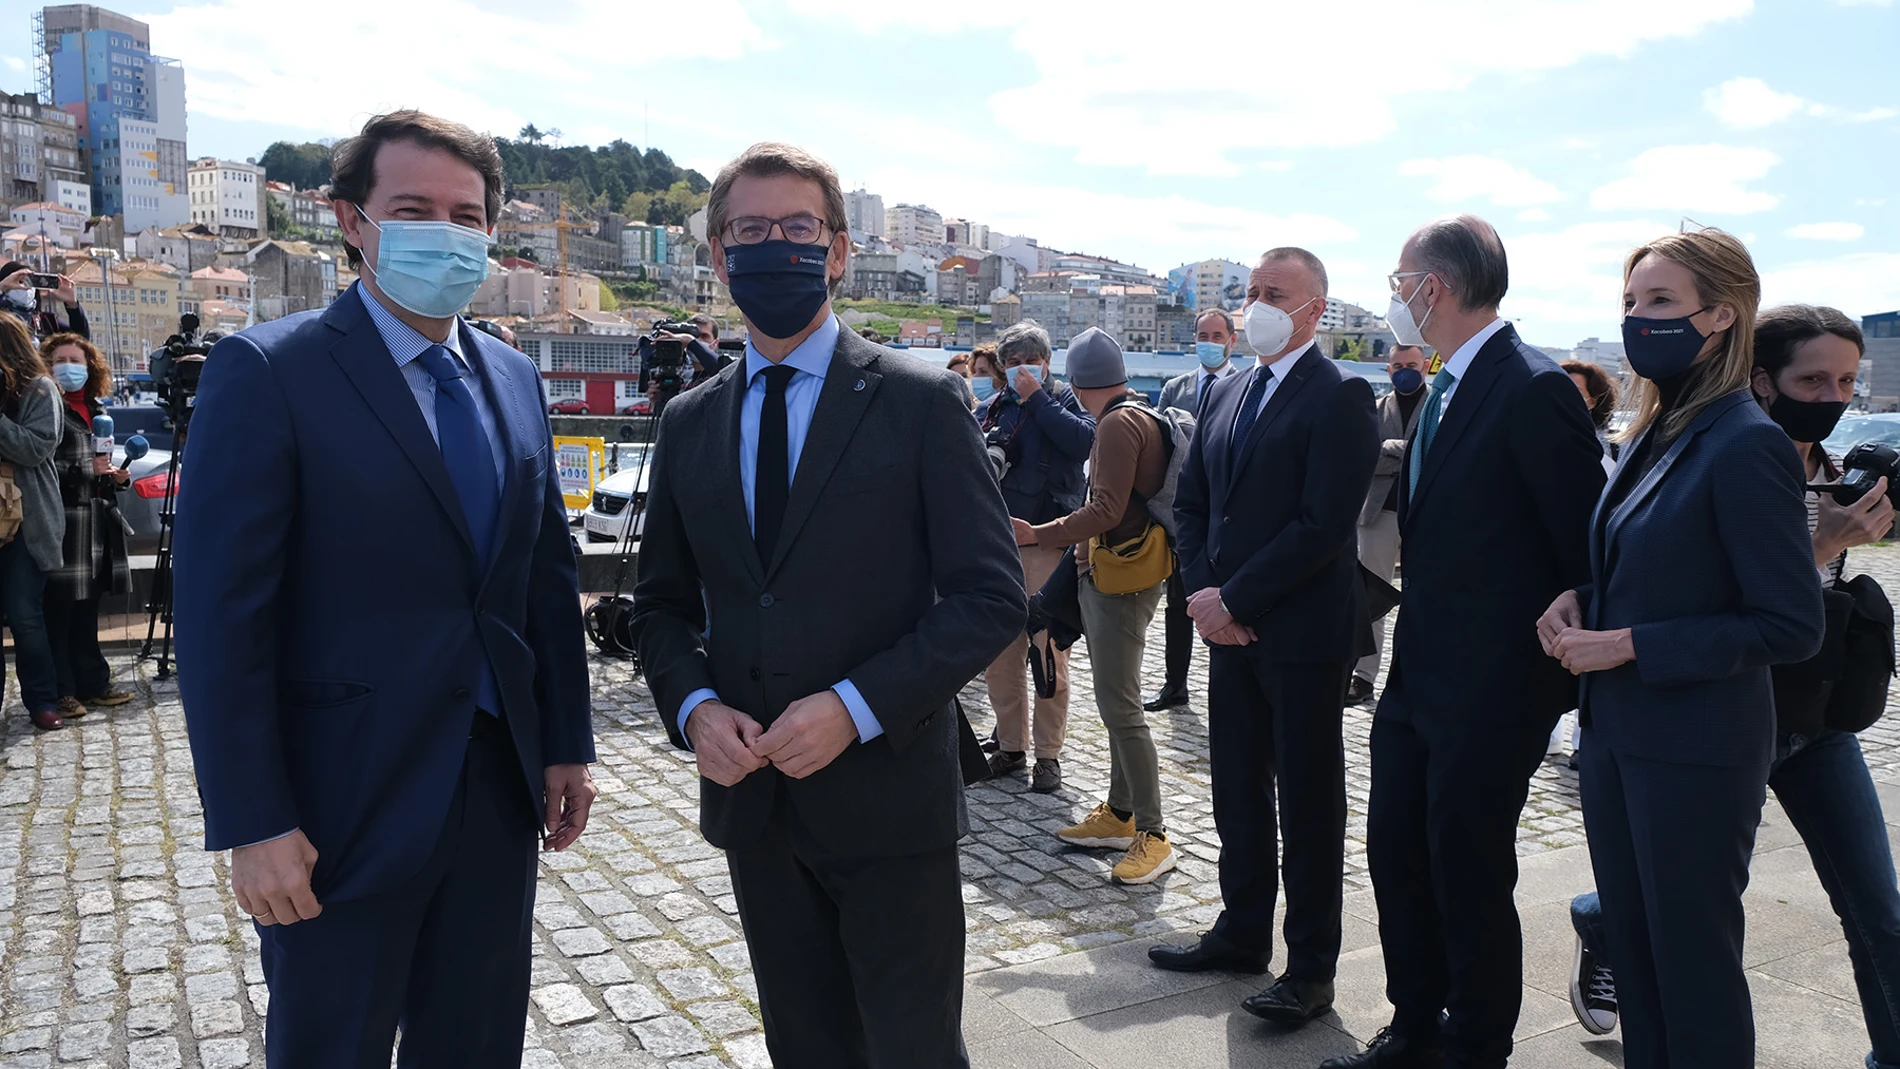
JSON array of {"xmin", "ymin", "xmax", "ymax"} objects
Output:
[
  {"xmin": 257, "ymin": 141, "xmax": 332, "ymax": 190},
  {"xmin": 518, "ymin": 123, "xmax": 544, "ymax": 145},
  {"xmin": 1334, "ymin": 336, "xmax": 1367, "ymax": 362},
  {"xmin": 621, "ymin": 190, "xmax": 654, "ymax": 223},
  {"xmin": 265, "ymin": 195, "xmax": 295, "ymax": 238},
  {"xmin": 597, "ymin": 285, "xmax": 620, "ymax": 312}
]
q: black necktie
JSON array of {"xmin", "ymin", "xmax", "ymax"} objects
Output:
[
  {"xmin": 1229, "ymin": 364, "xmax": 1273, "ymax": 466},
  {"xmin": 754, "ymin": 365, "xmax": 797, "ymax": 565}
]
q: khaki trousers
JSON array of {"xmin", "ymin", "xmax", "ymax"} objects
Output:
[{"xmin": 983, "ymin": 542, "xmax": 1070, "ymax": 760}]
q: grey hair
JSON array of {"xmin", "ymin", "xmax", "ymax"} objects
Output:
[
  {"xmin": 1260, "ymin": 247, "xmax": 1329, "ymax": 298},
  {"xmin": 997, "ymin": 320, "xmax": 1053, "ymax": 364},
  {"xmin": 1410, "ymin": 214, "xmax": 1508, "ymax": 312}
]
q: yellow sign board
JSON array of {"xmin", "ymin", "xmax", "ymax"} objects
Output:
[{"xmin": 553, "ymin": 436, "xmax": 607, "ymax": 509}]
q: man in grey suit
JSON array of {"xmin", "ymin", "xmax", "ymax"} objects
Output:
[
  {"xmin": 1146, "ymin": 308, "xmax": 1244, "ymax": 711},
  {"xmin": 1350, "ymin": 343, "xmax": 1431, "ymax": 704},
  {"xmin": 631, "ymin": 142, "xmax": 1024, "ymax": 1069}
]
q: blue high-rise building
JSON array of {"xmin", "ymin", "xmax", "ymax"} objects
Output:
[{"xmin": 42, "ymin": 4, "xmax": 188, "ymax": 230}]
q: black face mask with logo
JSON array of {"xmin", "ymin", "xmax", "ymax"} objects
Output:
[{"xmin": 1622, "ymin": 308, "xmax": 1712, "ymax": 380}]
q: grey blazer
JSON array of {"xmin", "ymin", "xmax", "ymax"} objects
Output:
[
  {"xmin": 1158, "ymin": 362, "xmax": 1240, "ymax": 415},
  {"xmin": 1359, "ymin": 387, "xmax": 1427, "ymax": 527},
  {"xmin": 0, "ymin": 376, "xmax": 65, "ymax": 571},
  {"xmin": 632, "ymin": 325, "xmax": 1026, "ymax": 857}
]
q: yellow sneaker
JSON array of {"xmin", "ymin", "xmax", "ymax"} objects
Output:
[
  {"xmin": 1111, "ymin": 831, "xmax": 1177, "ymax": 885},
  {"xmin": 1056, "ymin": 803, "xmax": 1136, "ymax": 850}
]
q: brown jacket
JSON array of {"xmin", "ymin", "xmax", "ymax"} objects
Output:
[{"xmin": 1032, "ymin": 397, "xmax": 1165, "ymax": 550}]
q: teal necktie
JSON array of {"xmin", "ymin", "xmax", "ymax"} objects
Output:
[{"xmin": 1407, "ymin": 367, "xmax": 1460, "ymax": 498}]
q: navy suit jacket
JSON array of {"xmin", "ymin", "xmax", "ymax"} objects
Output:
[
  {"xmin": 1173, "ymin": 345, "xmax": 1381, "ymax": 662},
  {"xmin": 1576, "ymin": 390, "xmax": 1825, "ymax": 769},
  {"xmin": 1384, "ymin": 324, "xmax": 1606, "ymax": 733},
  {"xmin": 175, "ymin": 284, "xmax": 594, "ymax": 902}
]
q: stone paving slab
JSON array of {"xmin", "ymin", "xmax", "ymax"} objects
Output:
[{"xmin": 3, "ymin": 547, "xmax": 1899, "ymax": 1066}]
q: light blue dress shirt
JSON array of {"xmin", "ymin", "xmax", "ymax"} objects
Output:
[
  {"xmin": 359, "ymin": 283, "xmax": 507, "ymax": 482},
  {"xmin": 677, "ymin": 315, "xmax": 883, "ymax": 745}
]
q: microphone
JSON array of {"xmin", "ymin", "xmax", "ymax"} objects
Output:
[
  {"xmin": 91, "ymin": 413, "xmax": 113, "ymax": 457},
  {"xmin": 122, "ymin": 435, "xmax": 150, "ymax": 464}
]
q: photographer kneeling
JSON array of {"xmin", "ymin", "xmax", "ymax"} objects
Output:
[
  {"xmin": 1567, "ymin": 304, "xmax": 1900, "ymax": 1069},
  {"xmin": 976, "ymin": 320, "xmax": 1094, "ymax": 792}
]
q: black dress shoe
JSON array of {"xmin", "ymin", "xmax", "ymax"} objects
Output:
[
  {"xmin": 1317, "ymin": 1027, "xmax": 1444, "ymax": 1069},
  {"xmin": 1147, "ymin": 933, "xmax": 1270, "ymax": 974},
  {"xmin": 1347, "ymin": 676, "xmax": 1375, "ymax": 704},
  {"xmin": 1241, "ymin": 975, "xmax": 1335, "ymax": 1024},
  {"xmin": 1143, "ymin": 685, "xmax": 1190, "ymax": 712}
]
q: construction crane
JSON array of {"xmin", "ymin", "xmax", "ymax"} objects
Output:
[{"xmin": 502, "ymin": 201, "xmax": 589, "ymax": 331}]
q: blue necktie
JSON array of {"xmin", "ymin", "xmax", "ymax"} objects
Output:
[
  {"xmin": 1228, "ymin": 364, "xmax": 1273, "ymax": 466},
  {"xmin": 417, "ymin": 343, "xmax": 502, "ymax": 716},
  {"xmin": 1407, "ymin": 367, "xmax": 1460, "ymax": 497}
]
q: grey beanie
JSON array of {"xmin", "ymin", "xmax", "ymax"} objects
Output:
[{"xmin": 1064, "ymin": 328, "xmax": 1126, "ymax": 389}]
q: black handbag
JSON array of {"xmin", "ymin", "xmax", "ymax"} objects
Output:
[{"xmin": 1825, "ymin": 574, "xmax": 1895, "ymax": 734}]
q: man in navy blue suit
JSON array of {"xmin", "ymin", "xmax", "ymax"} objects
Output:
[
  {"xmin": 1321, "ymin": 216, "xmax": 1605, "ymax": 1069},
  {"xmin": 175, "ymin": 110, "xmax": 596, "ymax": 1068}
]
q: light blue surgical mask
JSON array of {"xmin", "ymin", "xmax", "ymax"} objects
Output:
[
  {"xmin": 1196, "ymin": 341, "xmax": 1227, "ymax": 369},
  {"xmin": 52, "ymin": 362, "xmax": 88, "ymax": 392},
  {"xmin": 355, "ymin": 204, "xmax": 491, "ymax": 319},
  {"xmin": 971, "ymin": 377, "xmax": 996, "ymax": 401}
]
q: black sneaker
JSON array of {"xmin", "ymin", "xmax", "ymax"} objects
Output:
[
  {"xmin": 1569, "ymin": 933, "xmax": 1618, "ymax": 1035},
  {"xmin": 1031, "ymin": 758, "xmax": 1062, "ymax": 793},
  {"xmin": 987, "ymin": 750, "xmax": 1026, "ymax": 777}
]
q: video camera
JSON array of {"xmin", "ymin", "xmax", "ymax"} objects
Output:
[
  {"xmin": 637, "ymin": 320, "xmax": 733, "ymax": 416},
  {"xmin": 149, "ymin": 312, "xmax": 217, "ymax": 425},
  {"xmin": 1814, "ymin": 442, "xmax": 1900, "ymax": 510}
]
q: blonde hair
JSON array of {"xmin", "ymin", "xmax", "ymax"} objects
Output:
[{"xmin": 1620, "ymin": 227, "xmax": 1760, "ymax": 442}]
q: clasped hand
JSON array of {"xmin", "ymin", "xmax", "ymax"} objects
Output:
[
  {"xmin": 687, "ymin": 692, "xmax": 859, "ymax": 787},
  {"xmin": 1186, "ymin": 587, "xmax": 1255, "ymax": 646},
  {"xmin": 1535, "ymin": 590, "xmax": 1635, "ymax": 675}
]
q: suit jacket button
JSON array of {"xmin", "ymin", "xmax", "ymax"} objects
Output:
[
  {"xmin": 749, "ymin": 668, "xmax": 761, "ymax": 681},
  {"xmin": 759, "ymin": 594, "xmax": 775, "ymax": 608},
  {"xmin": 454, "ymin": 688, "xmax": 470, "ymax": 701},
  {"xmin": 1222, "ymin": 515, "xmax": 1231, "ymax": 524}
]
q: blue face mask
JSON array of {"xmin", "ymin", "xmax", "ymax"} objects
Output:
[
  {"xmin": 1195, "ymin": 341, "xmax": 1227, "ymax": 369},
  {"xmin": 52, "ymin": 362, "xmax": 88, "ymax": 392},
  {"xmin": 1391, "ymin": 367, "xmax": 1424, "ymax": 395},
  {"xmin": 725, "ymin": 239, "xmax": 831, "ymax": 339},
  {"xmin": 356, "ymin": 205, "xmax": 491, "ymax": 319},
  {"xmin": 971, "ymin": 377, "xmax": 997, "ymax": 401}
]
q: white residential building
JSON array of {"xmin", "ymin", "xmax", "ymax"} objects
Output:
[
  {"xmin": 885, "ymin": 203, "xmax": 944, "ymax": 247},
  {"xmin": 844, "ymin": 187, "xmax": 884, "ymax": 241},
  {"xmin": 187, "ymin": 157, "xmax": 265, "ymax": 239}
]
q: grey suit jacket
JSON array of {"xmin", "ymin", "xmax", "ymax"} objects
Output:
[
  {"xmin": 1158, "ymin": 362, "xmax": 1239, "ymax": 414},
  {"xmin": 1359, "ymin": 387, "xmax": 1427, "ymax": 527},
  {"xmin": 631, "ymin": 325, "xmax": 1026, "ymax": 857}
]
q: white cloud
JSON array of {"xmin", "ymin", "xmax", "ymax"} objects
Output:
[
  {"xmin": 1786, "ymin": 222, "xmax": 1866, "ymax": 241},
  {"xmin": 1850, "ymin": 107, "xmax": 1900, "ymax": 123},
  {"xmin": 1702, "ymin": 77, "xmax": 1814, "ymax": 128},
  {"xmin": 1517, "ymin": 208, "xmax": 1553, "ymax": 222},
  {"xmin": 794, "ymin": 0, "xmax": 1751, "ymax": 176},
  {"xmin": 1590, "ymin": 145, "xmax": 1780, "ymax": 214},
  {"xmin": 1762, "ymin": 253, "xmax": 1900, "ymax": 320},
  {"xmin": 0, "ymin": 55, "xmax": 25, "ymax": 74},
  {"xmin": 1500, "ymin": 219, "xmax": 1676, "ymax": 336},
  {"xmin": 1398, "ymin": 156, "xmax": 1563, "ymax": 206}
]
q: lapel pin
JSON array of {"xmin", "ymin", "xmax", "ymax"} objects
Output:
[{"xmin": 854, "ymin": 379, "xmax": 865, "ymax": 392}]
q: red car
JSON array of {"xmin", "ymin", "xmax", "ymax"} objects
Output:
[
  {"xmin": 620, "ymin": 400, "xmax": 651, "ymax": 415},
  {"xmin": 547, "ymin": 398, "xmax": 590, "ymax": 415}
]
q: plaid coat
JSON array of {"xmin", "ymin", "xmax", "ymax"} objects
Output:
[{"xmin": 47, "ymin": 399, "xmax": 129, "ymax": 602}]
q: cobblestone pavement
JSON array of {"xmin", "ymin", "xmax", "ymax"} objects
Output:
[{"xmin": 5, "ymin": 547, "xmax": 1900, "ymax": 1067}]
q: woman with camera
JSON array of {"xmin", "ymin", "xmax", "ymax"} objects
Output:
[
  {"xmin": 0, "ymin": 316, "xmax": 68, "ymax": 730},
  {"xmin": 1, "ymin": 262, "xmax": 90, "ymax": 341},
  {"xmin": 1566, "ymin": 303, "xmax": 1900, "ymax": 1069},
  {"xmin": 974, "ymin": 321, "xmax": 1095, "ymax": 792},
  {"xmin": 39, "ymin": 333, "xmax": 133, "ymax": 721},
  {"xmin": 1536, "ymin": 228, "xmax": 1824, "ymax": 1068}
]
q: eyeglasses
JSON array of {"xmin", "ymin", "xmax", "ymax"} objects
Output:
[
  {"xmin": 722, "ymin": 214, "xmax": 828, "ymax": 245},
  {"xmin": 1388, "ymin": 270, "xmax": 1433, "ymax": 294}
]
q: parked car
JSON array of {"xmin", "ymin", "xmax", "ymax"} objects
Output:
[
  {"xmin": 103, "ymin": 404, "xmax": 178, "ymax": 453},
  {"xmin": 114, "ymin": 444, "xmax": 174, "ymax": 554},
  {"xmin": 548, "ymin": 398, "xmax": 590, "ymax": 415},
  {"xmin": 580, "ymin": 450, "xmax": 655, "ymax": 543},
  {"xmin": 1822, "ymin": 413, "xmax": 1900, "ymax": 460},
  {"xmin": 619, "ymin": 399, "xmax": 651, "ymax": 415}
]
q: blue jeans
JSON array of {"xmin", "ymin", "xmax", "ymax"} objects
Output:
[
  {"xmin": 0, "ymin": 539, "xmax": 58, "ymax": 715},
  {"xmin": 1573, "ymin": 730, "xmax": 1900, "ymax": 1069}
]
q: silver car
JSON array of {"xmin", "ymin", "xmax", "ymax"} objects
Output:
[
  {"xmin": 114, "ymin": 445, "xmax": 174, "ymax": 553},
  {"xmin": 580, "ymin": 446, "xmax": 655, "ymax": 544}
]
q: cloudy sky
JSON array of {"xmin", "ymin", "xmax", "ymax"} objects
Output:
[{"xmin": 2, "ymin": 0, "xmax": 1894, "ymax": 345}]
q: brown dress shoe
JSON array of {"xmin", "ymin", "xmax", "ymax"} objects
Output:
[{"xmin": 29, "ymin": 708, "xmax": 64, "ymax": 731}]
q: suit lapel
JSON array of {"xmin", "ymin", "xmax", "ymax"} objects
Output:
[
  {"xmin": 710, "ymin": 367, "xmax": 765, "ymax": 588},
  {"xmin": 766, "ymin": 333, "xmax": 880, "ymax": 579},
  {"xmin": 1603, "ymin": 391, "xmax": 1748, "ymax": 554},
  {"xmin": 325, "ymin": 291, "xmax": 476, "ymax": 558},
  {"xmin": 1410, "ymin": 327, "xmax": 1512, "ymax": 506},
  {"xmin": 1229, "ymin": 347, "xmax": 1320, "ymax": 487}
]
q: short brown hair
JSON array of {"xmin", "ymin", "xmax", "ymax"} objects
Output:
[
  {"xmin": 330, "ymin": 110, "xmax": 504, "ymax": 268},
  {"xmin": 0, "ymin": 316, "xmax": 48, "ymax": 409},
  {"xmin": 39, "ymin": 332, "xmax": 111, "ymax": 401},
  {"xmin": 1560, "ymin": 360, "xmax": 1619, "ymax": 432},
  {"xmin": 708, "ymin": 142, "xmax": 849, "ymax": 243}
]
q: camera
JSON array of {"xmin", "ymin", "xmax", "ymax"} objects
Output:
[
  {"xmin": 983, "ymin": 425, "xmax": 1015, "ymax": 481},
  {"xmin": 28, "ymin": 273, "xmax": 59, "ymax": 290},
  {"xmin": 149, "ymin": 312, "xmax": 215, "ymax": 425},
  {"xmin": 636, "ymin": 321, "xmax": 732, "ymax": 417},
  {"xmin": 1816, "ymin": 442, "xmax": 1900, "ymax": 509}
]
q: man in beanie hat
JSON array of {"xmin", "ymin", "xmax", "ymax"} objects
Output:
[{"xmin": 1011, "ymin": 327, "xmax": 1178, "ymax": 884}]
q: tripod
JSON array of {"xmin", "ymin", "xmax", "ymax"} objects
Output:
[
  {"xmin": 583, "ymin": 407, "xmax": 662, "ymax": 660},
  {"xmin": 139, "ymin": 415, "xmax": 188, "ymax": 679}
]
